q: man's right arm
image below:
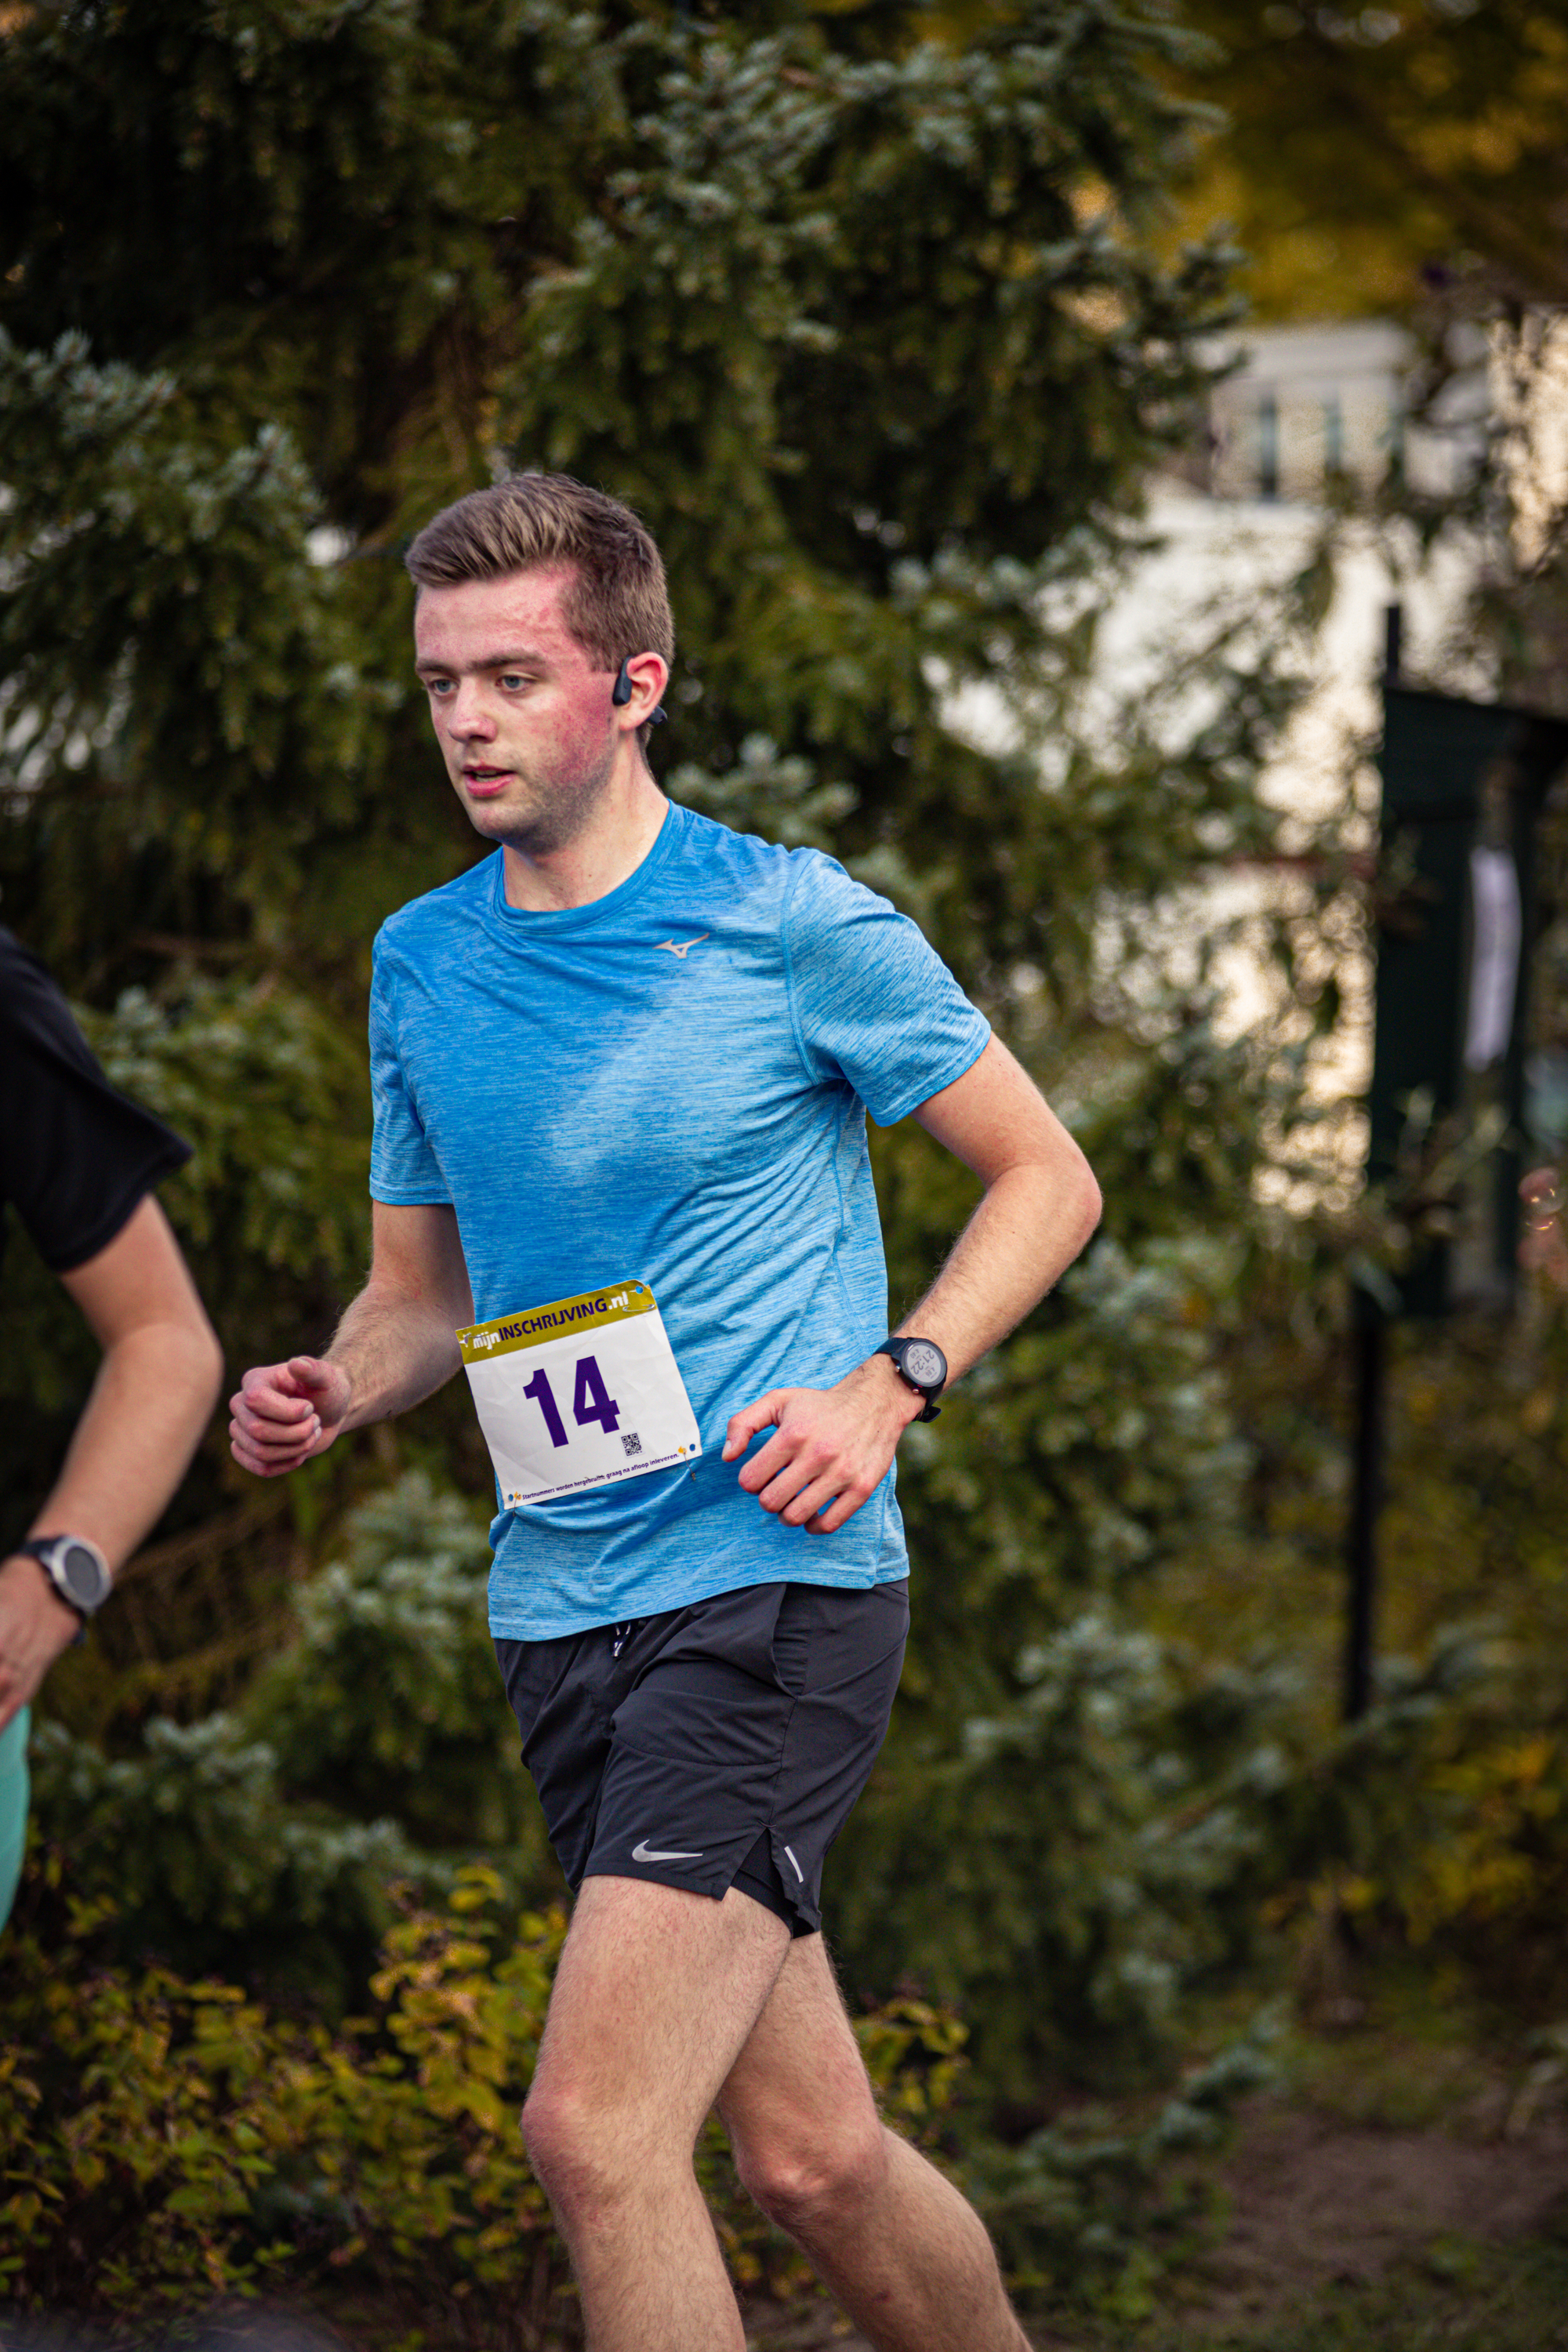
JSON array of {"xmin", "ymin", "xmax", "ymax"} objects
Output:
[{"xmin": 229, "ymin": 1201, "xmax": 473, "ymax": 1478}]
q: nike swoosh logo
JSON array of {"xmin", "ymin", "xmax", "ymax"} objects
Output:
[
  {"xmin": 653, "ymin": 935, "xmax": 710, "ymax": 959},
  {"xmin": 632, "ymin": 1838, "xmax": 705, "ymax": 1863}
]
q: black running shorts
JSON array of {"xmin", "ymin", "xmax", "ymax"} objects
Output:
[{"xmin": 495, "ymin": 1578, "xmax": 909, "ymax": 1935}]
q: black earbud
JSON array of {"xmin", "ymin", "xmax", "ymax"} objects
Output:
[{"xmin": 612, "ymin": 657, "xmax": 668, "ymax": 725}]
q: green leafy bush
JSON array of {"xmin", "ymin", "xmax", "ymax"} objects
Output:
[
  {"xmin": 27, "ymin": 1715, "xmax": 417, "ymax": 2012},
  {"xmin": 833, "ymin": 1610, "xmax": 1273, "ymax": 2099},
  {"xmin": 241, "ymin": 1476, "xmax": 543, "ymax": 1857}
]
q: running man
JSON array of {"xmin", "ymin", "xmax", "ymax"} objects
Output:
[{"xmin": 230, "ymin": 473, "xmax": 1101, "ymax": 2351}]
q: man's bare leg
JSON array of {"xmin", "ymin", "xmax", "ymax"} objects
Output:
[
  {"xmin": 520, "ymin": 1872, "xmax": 791, "ymax": 2351},
  {"xmin": 718, "ymin": 1932, "xmax": 1030, "ymax": 2352}
]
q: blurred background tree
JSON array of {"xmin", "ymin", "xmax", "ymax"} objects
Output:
[
  {"xmin": 1171, "ymin": 0, "xmax": 1568, "ymax": 705},
  {"xmin": 1156, "ymin": 0, "xmax": 1568, "ymax": 2154},
  {"xmin": 1171, "ymin": 0, "xmax": 1568, "ymax": 321}
]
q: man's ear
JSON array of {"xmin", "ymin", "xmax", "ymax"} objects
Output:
[{"xmin": 613, "ymin": 652, "xmax": 669, "ymax": 729}]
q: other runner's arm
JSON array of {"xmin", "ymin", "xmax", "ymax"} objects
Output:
[
  {"xmin": 723, "ymin": 1034, "xmax": 1101, "ymax": 1534},
  {"xmin": 0, "ymin": 1196, "xmax": 225, "ymax": 1729},
  {"xmin": 229, "ymin": 1201, "xmax": 472, "ymax": 1479}
]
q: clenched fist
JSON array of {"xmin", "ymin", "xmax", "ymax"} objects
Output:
[{"xmin": 230, "ymin": 1356, "xmax": 352, "ymax": 1478}]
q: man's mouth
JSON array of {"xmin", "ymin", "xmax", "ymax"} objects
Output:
[{"xmin": 462, "ymin": 767, "xmax": 513, "ymax": 797}]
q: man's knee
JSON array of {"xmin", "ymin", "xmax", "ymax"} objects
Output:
[
  {"xmin": 522, "ymin": 2078, "xmax": 642, "ymax": 2219},
  {"xmin": 733, "ymin": 2107, "xmax": 890, "ymax": 2237},
  {"xmin": 522, "ymin": 2065, "xmax": 702, "ymax": 2219},
  {"xmin": 521, "ymin": 2079, "xmax": 581, "ymax": 2196}
]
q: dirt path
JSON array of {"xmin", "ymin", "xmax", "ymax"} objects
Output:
[{"xmin": 1171, "ymin": 2092, "xmax": 1568, "ymax": 2335}]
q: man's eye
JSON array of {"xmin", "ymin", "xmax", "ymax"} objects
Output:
[
  {"xmin": 426, "ymin": 677, "xmax": 454, "ymax": 695},
  {"xmin": 499, "ymin": 673, "xmax": 529, "ymax": 691}
]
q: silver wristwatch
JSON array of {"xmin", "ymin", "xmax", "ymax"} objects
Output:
[{"xmin": 16, "ymin": 1534, "xmax": 113, "ymax": 1635}]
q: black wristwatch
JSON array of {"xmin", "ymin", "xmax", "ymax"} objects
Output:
[
  {"xmin": 14, "ymin": 1534, "xmax": 113, "ymax": 1640},
  {"xmin": 875, "ymin": 1336, "xmax": 948, "ymax": 1422}
]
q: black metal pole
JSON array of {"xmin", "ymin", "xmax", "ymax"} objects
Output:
[
  {"xmin": 1344, "ymin": 1301, "xmax": 1385, "ymax": 1721},
  {"xmin": 1344, "ymin": 611, "xmax": 1401, "ymax": 1723}
]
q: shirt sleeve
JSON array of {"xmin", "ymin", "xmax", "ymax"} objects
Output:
[
  {"xmin": 368, "ymin": 939, "xmax": 452, "ymax": 1206},
  {"xmin": 782, "ymin": 853, "xmax": 991, "ymax": 1127},
  {"xmin": 0, "ymin": 929, "xmax": 192, "ymax": 1273}
]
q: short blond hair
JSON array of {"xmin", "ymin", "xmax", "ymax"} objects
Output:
[{"xmin": 405, "ymin": 474, "xmax": 674, "ymax": 677}]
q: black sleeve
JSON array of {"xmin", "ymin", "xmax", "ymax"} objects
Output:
[{"xmin": 0, "ymin": 927, "xmax": 192, "ymax": 1275}]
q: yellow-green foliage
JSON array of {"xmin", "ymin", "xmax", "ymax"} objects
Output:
[
  {"xmin": 2, "ymin": 1904, "xmax": 289, "ymax": 2310},
  {"xmin": 2, "ymin": 1865, "xmax": 564, "ymax": 2327},
  {"xmin": 1333, "ymin": 1732, "xmax": 1568, "ymax": 2009},
  {"xmin": 1, "ymin": 1860, "xmax": 965, "ymax": 2337},
  {"xmin": 1401, "ymin": 1737, "xmax": 1566, "ymax": 1945}
]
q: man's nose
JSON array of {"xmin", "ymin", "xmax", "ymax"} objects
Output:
[{"xmin": 445, "ymin": 683, "xmax": 497, "ymax": 737}]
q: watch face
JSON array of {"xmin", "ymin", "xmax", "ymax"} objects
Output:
[
  {"xmin": 56, "ymin": 1541, "xmax": 111, "ymax": 1611},
  {"xmin": 902, "ymin": 1340, "xmax": 946, "ymax": 1391}
]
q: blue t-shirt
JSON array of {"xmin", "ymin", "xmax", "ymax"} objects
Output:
[{"xmin": 369, "ymin": 800, "xmax": 989, "ymax": 1638}]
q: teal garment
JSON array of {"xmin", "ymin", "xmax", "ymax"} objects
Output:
[
  {"xmin": 0, "ymin": 1704, "xmax": 30, "ymax": 1930},
  {"xmin": 369, "ymin": 802, "xmax": 991, "ymax": 1640}
]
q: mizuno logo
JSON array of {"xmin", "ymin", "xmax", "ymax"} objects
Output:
[
  {"xmin": 632, "ymin": 1838, "xmax": 705, "ymax": 1863},
  {"xmin": 653, "ymin": 935, "xmax": 710, "ymax": 959}
]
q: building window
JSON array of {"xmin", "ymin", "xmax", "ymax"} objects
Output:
[{"xmin": 1323, "ymin": 394, "xmax": 1344, "ymax": 477}]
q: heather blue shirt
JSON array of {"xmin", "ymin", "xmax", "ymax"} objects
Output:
[{"xmin": 369, "ymin": 801, "xmax": 989, "ymax": 1638}]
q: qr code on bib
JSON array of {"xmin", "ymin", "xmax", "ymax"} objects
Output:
[{"xmin": 620, "ymin": 1432, "xmax": 643, "ymax": 1457}]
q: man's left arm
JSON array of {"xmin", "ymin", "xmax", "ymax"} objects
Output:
[{"xmin": 723, "ymin": 1035, "xmax": 1102, "ymax": 1533}]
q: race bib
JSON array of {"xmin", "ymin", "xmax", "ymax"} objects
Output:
[{"xmin": 457, "ymin": 1279, "xmax": 702, "ymax": 1508}]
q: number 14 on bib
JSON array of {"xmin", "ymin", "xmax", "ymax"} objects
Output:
[{"xmin": 457, "ymin": 1280, "xmax": 702, "ymax": 1508}]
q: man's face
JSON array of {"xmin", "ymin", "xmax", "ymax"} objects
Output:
[{"xmin": 413, "ymin": 566, "xmax": 622, "ymax": 855}]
